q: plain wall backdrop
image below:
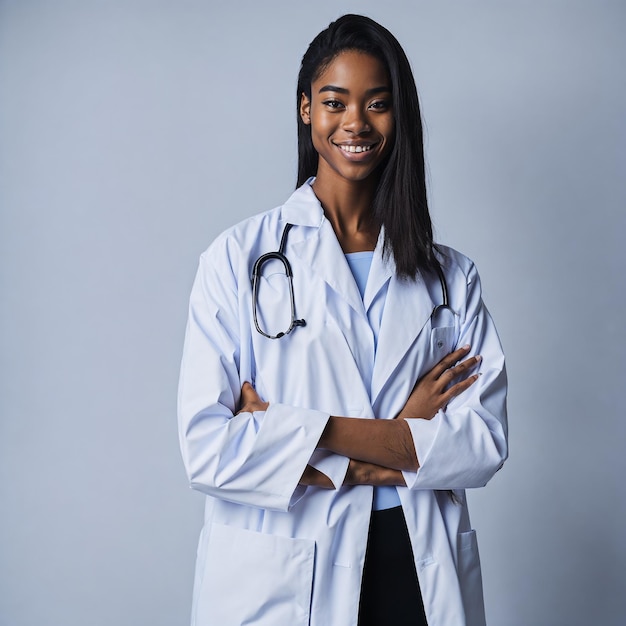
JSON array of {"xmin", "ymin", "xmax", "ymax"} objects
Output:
[{"xmin": 1, "ymin": 1, "xmax": 625, "ymax": 624}]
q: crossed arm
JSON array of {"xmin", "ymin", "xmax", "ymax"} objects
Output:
[{"xmin": 237, "ymin": 345, "xmax": 482, "ymax": 488}]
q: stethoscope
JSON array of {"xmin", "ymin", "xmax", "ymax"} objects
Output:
[{"xmin": 252, "ymin": 223, "xmax": 451, "ymax": 339}]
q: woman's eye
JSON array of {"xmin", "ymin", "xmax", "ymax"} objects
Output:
[
  {"xmin": 323, "ymin": 99, "xmax": 344, "ymax": 109},
  {"xmin": 369, "ymin": 100, "xmax": 390, "ymax": 111}
]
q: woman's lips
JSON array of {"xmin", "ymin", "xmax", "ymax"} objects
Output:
[
  {"xmin": 333, "ymin": 142, "xmax": 379, "ymax": 160},
  {"xmin": 336, "ymin": 143, "xmax": 374, "ymax": 153}
]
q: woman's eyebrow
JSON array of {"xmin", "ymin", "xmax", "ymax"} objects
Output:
[{"xmin": 318, "ymin": 85, "xmax": 391, "ymax": 95}]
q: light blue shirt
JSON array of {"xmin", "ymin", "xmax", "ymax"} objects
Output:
[{"xmin": 345, "ymin": 251, "xmax": 401, "ymax": 511}]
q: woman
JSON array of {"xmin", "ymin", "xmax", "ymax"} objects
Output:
[{"xmin": 178, "ymin": 14, "xmax": 507, "ymax": 626}]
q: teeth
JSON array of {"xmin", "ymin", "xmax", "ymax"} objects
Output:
[{"xmin": 338, "ymin": 144, "xmax": 373, "ymax": 153}]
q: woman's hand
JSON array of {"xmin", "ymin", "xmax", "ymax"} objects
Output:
[
  {"xmin": 396, "ymin": 345, "xmax": 481, "ymax": 421},
  {"xmin": 236, "ymin": 382, "xmax": 269, "ymax": 414},
  {"xmin": 299, "ymin": 464, "xmax": 334, "ymax": 488},
  {"xmin": 300, "ymin": 460, "xmax": 407, "ymax": 488},
  {"xmin": 344, "ymin": 459, "xmax": 406, "ymax": 487}
]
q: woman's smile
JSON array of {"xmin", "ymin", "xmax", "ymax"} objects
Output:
[{"xmin": 334, "ymin": 141, "xmax": 378, "ymax": 155}]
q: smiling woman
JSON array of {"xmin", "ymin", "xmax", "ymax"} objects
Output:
[
  {"xmin": 178, "ymin": 13, "xmax": 507, "ymax": 626},
  {"xmin": 300, "ymin": 50, "xmax": 395, "ymax": 186}
]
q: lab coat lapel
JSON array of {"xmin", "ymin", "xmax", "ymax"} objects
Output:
[
  {"xmin": 281, "ymin": 183, "xmax": 366, "ymax": 317},
  {"xmin": 291, "ymin": 220, "xmax": 365, "ymax": 316},
  {"xmin": 370, "ymin": 272, "xmax": 435, "ymax": 406},
  {"xmin": 363, "ymin": 228, "xmax": 392, "ymax": 311},
  {"xmin": 281, "ymin": 183, "xmax": 436, "ymax": 388}
]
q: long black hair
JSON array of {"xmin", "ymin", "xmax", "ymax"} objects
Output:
[{"xmin": 297, "ymin": 14, "xmax": 439, "ymax": 280}]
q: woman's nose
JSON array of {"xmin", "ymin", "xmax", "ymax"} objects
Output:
[{"xmin": 343, "ymin": 107, "xmax": 371, "ymax": 134}]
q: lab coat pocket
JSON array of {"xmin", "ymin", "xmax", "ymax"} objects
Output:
[
  {"xmin": 457, "ymin": 530, "xmax": 486, "ymax": 626},
  {"xmin": 194, "ymin": 523, "xmax": 315, "ymax": 626},
  {"xmin": 430, "ymin": 326, "xmax": 456, "ymax": 360}
]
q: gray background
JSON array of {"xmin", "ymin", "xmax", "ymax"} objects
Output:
[{"xmin": 1, "ymin": 1, "xmax": 624, "ymax": 624}]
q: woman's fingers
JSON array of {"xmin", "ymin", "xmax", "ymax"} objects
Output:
[
  {"xmin": 236, "ymin": 382, "xmax": 269, "ymax": 414},
  {"xmin": 429, "ymin": 344, "xmax": 472, "ymax": 379},
  {"xmin": 240, "ymin": 381, "xmax": 259, "ymax": 402},
  {"xmin": 399, "ymin": 346, "xmax": 482, "ymax": 419},
  {"xmin": 439, "ymin": 354, "xmax": 481, "ymax": 405},
  {"xmin": 442, "ymin": 354, "xmax": 482, "ymax": 383},
  {"xmin": 442, "ymin": 373, "xmax": 480, "ymax": 406}
]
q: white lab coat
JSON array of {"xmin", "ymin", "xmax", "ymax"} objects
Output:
[{"xmin": 178, "ymin": 181, "xmax": 508, "ymax": 626}]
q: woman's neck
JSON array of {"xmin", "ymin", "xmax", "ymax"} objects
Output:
[{"xmin": 311, "ymin": 174, "xmax": 380, "ymax": 253}]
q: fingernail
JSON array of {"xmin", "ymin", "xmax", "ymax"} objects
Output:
[
  {"xmin": 476, "ymin": 355, "xmax": 482, "ymax": 362},
  {"xmin": 462, "ymin": 344, "xmax": 470, "ymax": 350}
]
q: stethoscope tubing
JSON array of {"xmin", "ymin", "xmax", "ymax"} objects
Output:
[
  {"xmin": 251, "ymin": 224, "xmax": 306, "ymax": 339},
  {"xmin": 252, "ymin": 223, "xmax": 451, "ymax": 339}
]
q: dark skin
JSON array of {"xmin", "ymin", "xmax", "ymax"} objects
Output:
[{"xmin": 238, "ymin": 51, "xmax": 481, "ymax": 488}]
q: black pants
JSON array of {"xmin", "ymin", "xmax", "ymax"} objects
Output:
[{"xmin": 358, "ymin": 506, "xmax": 428, "ymax": 626}]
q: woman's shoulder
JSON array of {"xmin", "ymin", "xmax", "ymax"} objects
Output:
[
  {"xmin": 434, "ymin": 244, "xmax": 477, "ymax": 279},
  {"xmin": 200, "ymin": 183, "xmax": 321, "ymax": 264},
  {"xmin": 190, "ymin": 207, "xmax": 285, "ymax": 294},
  {"xmin": 212, "ymin": 207, "xmax": 281, "ymax": 246},
  {"xmin": 198, "ymin": 205, "xmax": 284, "ymax": 266}
]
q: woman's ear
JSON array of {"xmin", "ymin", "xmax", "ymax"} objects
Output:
[{"xmin": 300, "ymin": 93, "xmax": 311, "ymax": 125}]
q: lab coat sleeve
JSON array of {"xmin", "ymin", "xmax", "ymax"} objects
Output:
[
  {"xmin": 178, "ymin": 243, "xmax": 331, "ymax": 512},
  {"xmin": 308, "ymin": 450, "xmax": 351, "ymax": 489},
  {"xmin": 402, "ymin": 262, "xmax": 508, "ymax": 490}
]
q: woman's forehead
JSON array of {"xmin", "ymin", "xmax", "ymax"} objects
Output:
[{"xmin": 313, "ymin": 50, "xmax": 390, "ymax": 91}]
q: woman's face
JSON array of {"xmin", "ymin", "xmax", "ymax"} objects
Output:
[{"xmin": 300, "ymin": 50, "xmax": 394, "ymax": 185}]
